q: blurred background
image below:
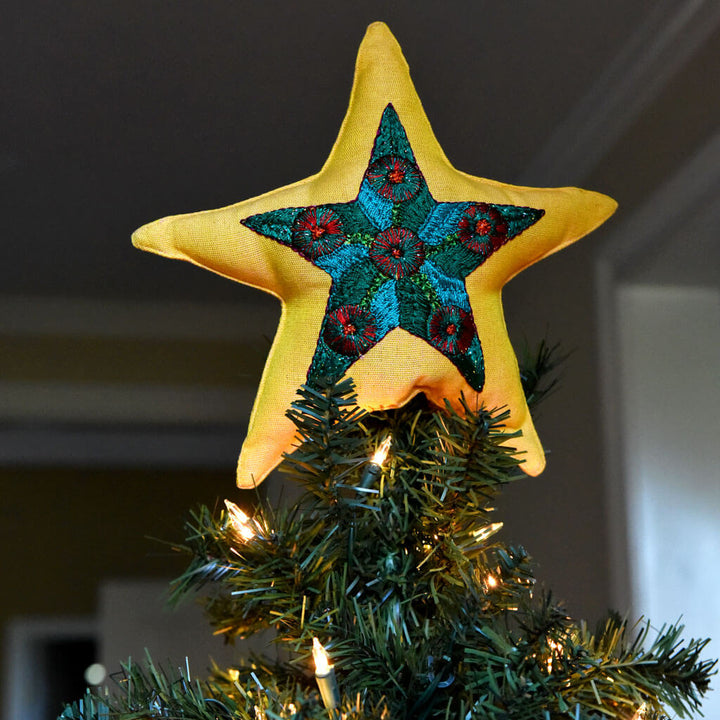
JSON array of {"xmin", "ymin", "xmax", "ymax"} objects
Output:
[{"xmin": 2, "ymin": 1, "xmax": 719, "ymax": 717}]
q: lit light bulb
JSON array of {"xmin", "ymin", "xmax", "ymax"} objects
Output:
[
  {"xmin": 313, "ymin": 637, "xmax": 332, "ymax": 675},
  {"xmin": 360, "ymin": 435, "xmax": 393, "ymax": 488},
  {"xmin": 228, "ymin": 668, "xmax": 240, "ymax": 683},
  {"xmin": 372, "ymin": 435, "xmax": 392, "ymax": 465},
  {"xmin": 224, "ymin": 499, "xmax": 255, "ymax": 540},
  {"xmin": 472, "ymin": 522, "xmax": 504, "ymax": 542},
  {"xmin": 84, "ymin": 663, "xmax": 107, "ymax": 686},
  {"xmin": 486, "ymin": 574, "xmax": 498, "ymax": 588},
  {"xmin": 546, "ymin": 639, "xmax": 562, "ymax": 673},
  {"xmin": 312, "ymin": 637, "xmax": 340, "ymax": 710}
]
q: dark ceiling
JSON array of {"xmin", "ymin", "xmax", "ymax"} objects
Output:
[{"xmin": 4, "ymin": 0, "xmax": 687, "ymax": 304}]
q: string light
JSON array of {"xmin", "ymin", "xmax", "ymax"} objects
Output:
[
  {"xmin": 472, "ymin": 522, "xmax": 504, "ymax": 542},
  {"xmin": 313, "ymin": 637, "xmax": 332, "ymax": 675},
  {"xmin": 632, "ymin": 702, "xmax": 649, "ymax": 719},
  {"xmin": 312, "ymin": 637, "xmax": 341, "ymax": 711},
  {"xmin": 546, "ymin": 639, "xmax": 562, "ymax": 673},
  {"xmin": 372, "ymin": 435, "xmax": 392, "ymax": 465},
  {"xmin": 360, "ymin": 435, "xmax": 392, "ymax": 487},
  {"xmin": 486, "ymin": 573, "xmax": 499, "ymax": 589},
  {"xmin": 84, "ymin": 663, "xmax": 107, "ymax": 686},
  {"xmin": 224, "ymin": 499, "xmax": 255, "ymax": 540}
]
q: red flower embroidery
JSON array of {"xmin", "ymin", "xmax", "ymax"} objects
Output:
[
  {"xmin": 428, "ymin": 305, "xmax": 475, "ymax": 355},
  {"xmin": 457, "ymin": 203, "xmax": 509, "ymax": 256},
  {"xmin": 323, "ymin": 305, "xmax": 377, "ymax": 357},
  {"xmin": 292, "ymin": 207, "xmax": 346, "ymax": 259},
  {"xmin": 366, "ymin": 155, "xmax": 422, "ymax": 202},
  {"xmin": 369, "ymin": 227, "xmax": 425, "ymax": 279}
]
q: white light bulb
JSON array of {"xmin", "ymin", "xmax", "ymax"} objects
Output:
[
  {"xmin": 472, "ymin": 522, "xmax": 504, "ymax": 542},
  {"xmin": 372, "ymin": 435, "xmax": 392, "ymax": 465},
  {"xmin": 84, "ymin": 663, "xmax": 107, "ymax": 686},
  {"xmin": 225, "ymin": 499, "xmax": 255, "ymax": 540},
  {"xmin": 313, "ymin": 637, "xmax": 332, "ymax": 675}
]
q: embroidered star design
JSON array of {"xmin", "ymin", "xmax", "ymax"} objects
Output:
[
  {"xmin": 132, "ymin": 22, "xmax": 616, "ymax": 487},
  {"xmin": 242, "ymin": 105, "xmax": 545, "ymax": 394}
]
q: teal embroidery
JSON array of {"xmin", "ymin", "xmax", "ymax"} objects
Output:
[{"xmin": 241, "ymin": 104, "xmax": 545, "ymax": 391}]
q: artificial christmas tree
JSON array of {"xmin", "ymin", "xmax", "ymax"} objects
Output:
[
  {"xmin": 59, "ymin": 371, "xmax": 714, "ymax": 720},
  {"xmin": 58, "ymin": 21, "xmax": 714, "ymax": 720}
]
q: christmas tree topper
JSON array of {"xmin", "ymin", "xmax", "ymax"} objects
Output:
[{"xmin": 132, "ymin": 22, "xmax": 617, "ymax": 487}]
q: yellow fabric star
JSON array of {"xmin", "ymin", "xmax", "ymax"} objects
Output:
[{"xmin": 132, "ymin": 22, "xmax": 616, "ymax": 488}]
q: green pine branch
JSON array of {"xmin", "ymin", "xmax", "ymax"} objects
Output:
[
  {"xmin": 58, "ymin": 351, "xmax": 715, "ymax": 720},
  {"xmin": 518, "ymin": 337, "xmax": 568, "ymax": 411}
]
